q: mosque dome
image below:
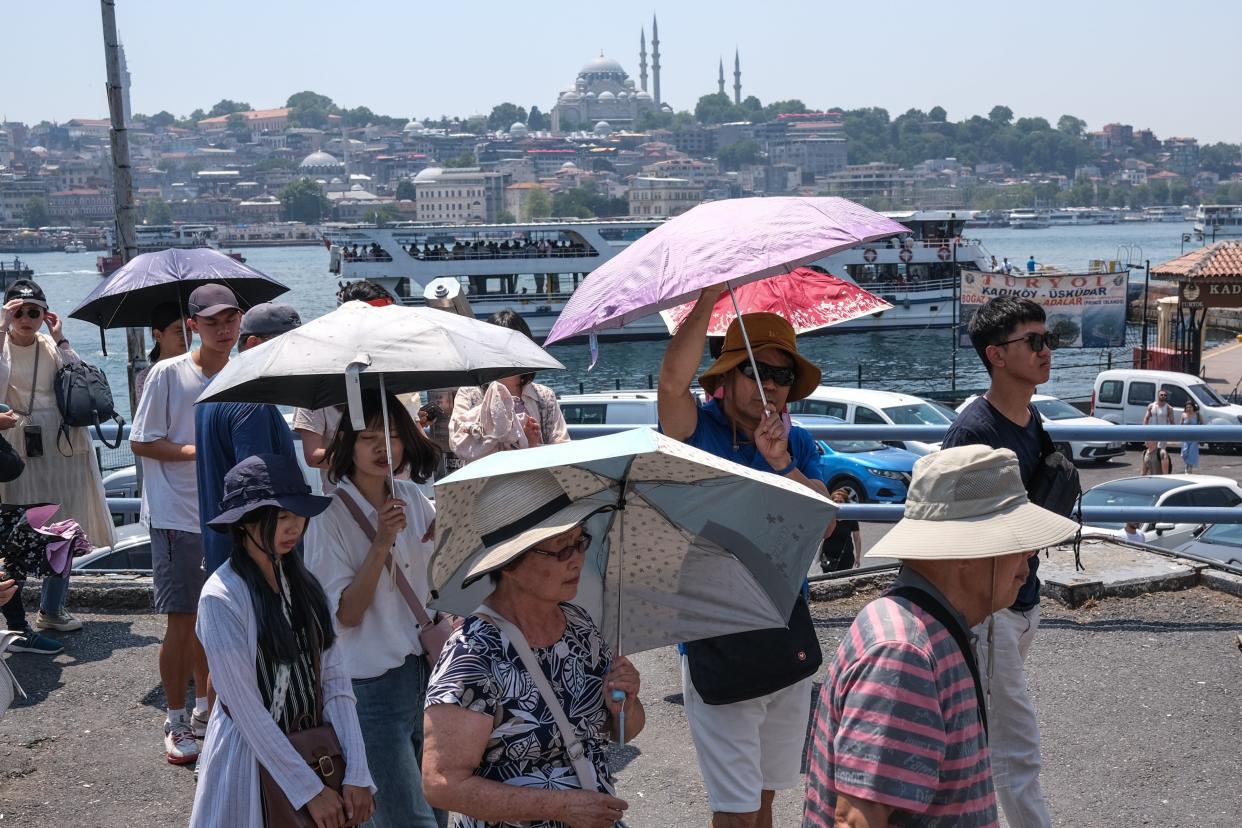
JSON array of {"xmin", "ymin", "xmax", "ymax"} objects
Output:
[
  {"xmin": 509, "ymin": 122, "xmax": 530, "ymax": 139},
  {"xmin": 594, "ymin": 121, "xmax": 612, "ymax": 135},
  {"xmin": 616, "ymin": 91, "xmax": 629, "ymax": 100},
  {"xmin": 580, "ymin": 54, "xmax": 625, "ymax": 75},
  {"xmin": 561, "ymin": 90, "xmax": 581, "ymax": 102},
  {"xmin": 403, "ymin": 119, "xmax": 425, "ymax": 133},
  {"xmin": 598, "ymin": 91, "xmax": 616, "ymax": 102},
  {"xmin": 561, "ymin": 160, "xmax": 578, "ymax": 170},
  {"xmin": 350, "ymin": 183, "xmax": 364, "ymax": 191},
  {"xmin": 330, "ymin": 176, "xmax": 343, "ymax": 184},
  {"xmin": 29, "ymin": 145, "xmax": 48, "ymax": 156},
  {"xmin": 300, "ymin": 150, "xmax": 342, "ymax": 169},
  {"xmin": 634, "ymin": 90, "xmax": 652, "ymax": 101}
]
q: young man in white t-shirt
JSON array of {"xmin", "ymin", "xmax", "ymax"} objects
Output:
[{"xmin": 130, "ymin": 283, "xmax": 241, "ymax": 765}]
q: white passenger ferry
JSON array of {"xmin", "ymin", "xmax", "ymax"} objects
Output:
[
  {"xmin": 1193, "ymin": 205, "xmax": 1242, "ymax": 239},
  {"xmin": 1142, "ymin": 205, "xmax": 1186, "ymax": 223},
  {"xmin": 325, "ymin": 210, "xmax": 992, "ymax": 342},
  {"xmin": 1008, "ymin": 209, "xmax": 1052, "ymax": 229}
]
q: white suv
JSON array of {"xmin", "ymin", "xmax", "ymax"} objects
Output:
[
  {"xmin": 788, "ymin": 387, "xmax": 954, "ymax": 455},
  {"xmin": 558, "ymin": 391, "xmax": 660, "ymax": 426}
]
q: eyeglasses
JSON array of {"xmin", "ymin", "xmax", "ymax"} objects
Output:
[
  {"xmin": 14, "ymin": 307, "xmax": 43, "ymax": 319},
  {"xmin": 529, "ymin": 532, "xmax": 591, "ymax": 562},
  {"xmin": 738, "ymin": 362, "xmax": 797, "ymax": 387},
  {"xmin": 996, "ymin": 331, "xmax": 1060, "ymax": 353}
]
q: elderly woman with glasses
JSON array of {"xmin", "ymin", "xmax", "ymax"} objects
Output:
[{"xmin": 422, "ymin": 470, "xmax": 644, "ymax": 828}]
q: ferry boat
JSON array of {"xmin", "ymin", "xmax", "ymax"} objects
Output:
[
  {"xmin": 1193, "ymin": 205, "xmax": 1242, "ymax": 239},
  {"xmin": 63, "ymin": 240, "xmax": 87, "ymax": 253},
  {"xmin": 1008, "ymin": 209, "xmax": 1052, "ymax": 229},
  {"xmin": 96, "ymin": 224, "xmax": 246, "ymax": 276},
  {"xmin": 325, "ymin": 209, "xmax": 992, "ymax": 341},
  {"xmin": 1142, "ymin": 205, "xmax": 1185, "ymax": 223}
]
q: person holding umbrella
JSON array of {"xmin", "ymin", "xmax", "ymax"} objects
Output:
[
  {"xmin": 422, "ymin": 469, "xmax": 643, "ymax": 828},
  {"xmin": 658, "ymin": 286, "xmax": 827, "ymax": 828},
  {"xmin": 304, "ymin": 390, "xmax": 444, "ymax": 828}
]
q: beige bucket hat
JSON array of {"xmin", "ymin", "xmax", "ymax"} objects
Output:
[
  {"xmin": 462, "ymin": 468, "xmax": 606, "ymax": 586},
  {"xmin": 865, "ymin": 444, "xmax": 1079, "ymax": 561}
]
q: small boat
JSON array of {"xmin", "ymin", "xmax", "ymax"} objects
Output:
[
  {"xmin": 64, "ymin": 241, "xmax": 87, "ymax": 253},
  {"xmin": 1, "ymin": 257, "xmax": 34, "ymax": 288}
]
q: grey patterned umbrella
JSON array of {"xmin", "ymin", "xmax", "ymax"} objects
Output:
[{"xmin": 428, "ymin": 428, "xmax": 837, "ymax": 657}]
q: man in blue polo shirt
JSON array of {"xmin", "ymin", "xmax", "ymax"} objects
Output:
[{"xmin": 659, "ymin": 284, "xmax": 828, "ymax": 828}]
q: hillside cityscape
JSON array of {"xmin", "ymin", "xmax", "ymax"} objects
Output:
[{"xmin": 2, "ymin": 21, "xmax": 1241, "ymax": 249}]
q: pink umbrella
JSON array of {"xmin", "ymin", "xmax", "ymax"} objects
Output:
[
  {"xmin": 660, "ymin": 267, "xmax": 893, "ymax": 336},
  {"xmin": 543, "ymin": 196, "xmax": 908, "ymax": 345}
]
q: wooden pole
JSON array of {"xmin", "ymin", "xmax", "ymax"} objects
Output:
[{"xmin": 100, "ymin": 0, "xmax": 146, "ymax": 419}]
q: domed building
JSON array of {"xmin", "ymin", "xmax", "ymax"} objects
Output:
[
  {"xmin": 551, "ymin": 53, "xmax": 657, "ymax": 133},
  {"xmin": 299, "ymin": 150, "xmax": 345, "ymax": 177},
  {"xmin": 508, "ymin": 121, "xmax": 530, "ymax": 140}
]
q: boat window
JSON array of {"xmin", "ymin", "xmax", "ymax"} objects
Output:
[
  {"xmin": 1127, "ymin": 382, "xmax": 1155, "ymax": 406},
  {"xmin": 1189, "ymin": 383, "xmax": 1225, "ymax": 406}
]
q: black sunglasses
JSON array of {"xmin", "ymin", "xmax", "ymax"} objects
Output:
[
  {"xmin": 529, "ymin": 532, "xmax": 592, "ymax": 562},
  {"xmin": 14, "ymin": 307, "xmax": 43, "ymax": 319},
  {"xmin": 996, "ymin": 331, "xmax": 1060, "ymax": 353},
  {"xmin": 738, "ymin": 362, "xmax": 797, "ymax": 387}
]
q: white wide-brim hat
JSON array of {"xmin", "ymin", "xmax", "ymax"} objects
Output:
[
  {"xmin": 866, "ymin": 444, "xmax": 1079, "ymax": 561},
  {"xmin": 462, "ymin": 468, "xmax": 606, "ymax": 586}
]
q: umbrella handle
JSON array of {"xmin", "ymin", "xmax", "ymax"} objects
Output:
[
  {"xmin": 726, "ymin": 281, "xmax": 770, "ymax": 414},
  {"xmin": 611, "ymin": 688, "xmax": 626, "ymax": 747},
  {"xmin": 379, "ymin": 374, "xmax": 396, "ymax": 495}
]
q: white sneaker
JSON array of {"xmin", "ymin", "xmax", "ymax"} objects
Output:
[
  {"xmin": 191, "ymin": 709, "xmax": 209, "ymax": 740},
  {"xmin": 164, "ymin": 720, "xmax": 200, "ymax": 765}
]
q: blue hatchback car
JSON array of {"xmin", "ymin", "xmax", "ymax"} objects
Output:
[{"xmin": 792, "ymin": 414, "xmax": 918, "ymax": 503}]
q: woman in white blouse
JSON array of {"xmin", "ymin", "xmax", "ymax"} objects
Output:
[
  {"xmin": 305, "ymin": 391, "xmax": 444, "ymax": 828},
  {"xmin": 191, "ymin": 453, "xmax": 375, "ymax": 828}
]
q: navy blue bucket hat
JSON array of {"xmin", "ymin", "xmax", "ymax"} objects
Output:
[{"xmin": 208, "ymin": 454, "xmax": 332, "ymax": 531}]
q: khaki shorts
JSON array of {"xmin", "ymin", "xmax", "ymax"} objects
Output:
[{"xmin": 151, "ymin": 529, "xmax": 206, "ymax": 614}]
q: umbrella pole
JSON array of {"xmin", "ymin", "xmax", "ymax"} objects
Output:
[
  {"xmin": 726, "ymin": 281, "xmax": 770, "ymax": 414},
  {"xmin": 613, "ymin": 476, "xmax": 629, "ymax": 747},
  {"xmin": 379, "ymin": 374, "xmax": 396, "ymax": 495}
]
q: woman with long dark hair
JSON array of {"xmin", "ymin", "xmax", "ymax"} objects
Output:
[
  {"xmin": 191, "ymin": 454, "xmax": 375, "ymax": 828},
  {"xmin": 305, "ymin": 391, "xmax": 444, "ymax": 828}
]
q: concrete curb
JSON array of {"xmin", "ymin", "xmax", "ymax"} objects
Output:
[{"xmin": 20, "ymin": 575, "xmax": 153, "ymax": 611}]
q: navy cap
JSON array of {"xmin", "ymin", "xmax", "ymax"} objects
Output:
[
  {"xmin": 240, "ymin": 302, "xmax": 302, "ymax": 339},
  {"xmin": 208, "ymin": 454, "xmax": 332, "ymax": 531},
  {"xmin": 4, "ymin": 279, "xmax": 48, "ymax": 309},
  {"xmin": 187, "ymin": 283, "xmax": 241, "ymax": 318}
]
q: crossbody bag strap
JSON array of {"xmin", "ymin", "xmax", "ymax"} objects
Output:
[
  {"xmin": 887, "ymin": 586, "xmax": 988, "ymax": 736},
  {"xmin": 474, "ymin": 606, "xmax": 598, "ymax": 790},
  {"xmin": 335, "ymin": 488, "xmax": 435, "ymax": 628}
]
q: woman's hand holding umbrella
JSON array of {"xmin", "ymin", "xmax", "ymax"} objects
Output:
[{"xmin": 375, "ymin": 497, "xmax": 407, "ymax": 547}]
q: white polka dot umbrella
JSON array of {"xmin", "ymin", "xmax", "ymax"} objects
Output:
[{"xmin": 428, "ymin": 428, "xmax": 838, "ymax": 657}]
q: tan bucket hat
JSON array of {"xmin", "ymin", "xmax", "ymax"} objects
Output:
[
  {"xmin": 462, "ymin": 468, "xmax": 606, "ymax": 586},
  {"xmin": 865, "ymin": 445, "xmax": 1079, "ymax": 561},
  {"xmin": 699, "ymin": 312, "xmax": 821, "ymax": 403}
]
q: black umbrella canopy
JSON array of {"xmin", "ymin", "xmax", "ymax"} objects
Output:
[{"xmin": 69, "ymin": 247, "xmax": 289, "ymax": 330}]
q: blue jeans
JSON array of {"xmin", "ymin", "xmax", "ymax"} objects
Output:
[
  {"xmin": 352, "ymin": 654, "xmax": 445, "ymax": 828},
  {"xmin": 1, "ymin": 575, "xmax": 69, "ymax": 631}
]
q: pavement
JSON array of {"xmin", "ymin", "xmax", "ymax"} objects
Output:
[{"xmin": 1201, "ymin": 339, "xmax": 1242, "ymax": 399}]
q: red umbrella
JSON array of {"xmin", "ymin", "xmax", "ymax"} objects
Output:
[{"xmin": 660, "ymin": 267, "xmax": 893, "ymax": 336}]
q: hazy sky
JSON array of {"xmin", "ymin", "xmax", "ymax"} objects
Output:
[{"xmin": 6, "ymin": 1, "xmax": 1240, "ymax": 143}]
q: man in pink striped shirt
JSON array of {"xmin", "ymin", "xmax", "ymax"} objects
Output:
[{"xmin": 803, "ymin": 445, "xmax": 1078, "ymax": 827}]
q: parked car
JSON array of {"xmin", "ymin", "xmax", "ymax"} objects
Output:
[
  {"xmin": 1080, "ymin": 474, "xmax": 1242, "ymax": 549},
  {"xmin": 1172, "ymin": 522, "xmax": 1242, "ymax": 569},
  {"xmin": 955, "ymin": 394, "xmax": 1124, "ymax": 463},
  {"xmin": 788, "ymin": 387, "xmax": 953, "ymax": 456},
  {"xmin": 558, "ymin": 390, "xmax": 660, "ymax": 426},
  {"xmin": 791, "ymin": 414, "xmax": 917, "ymax": 503},
  {"xmin": 1092, "ymin": 369, "xmax": 1242, "ymax": 426},
  {"xmin": 72, "ymin": 522, "xmax": 152, "ymax": 574}
]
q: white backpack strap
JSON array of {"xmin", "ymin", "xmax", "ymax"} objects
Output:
[{"xmin": 474, "ymin": 606, "xmax": 598, "ymax": 790}]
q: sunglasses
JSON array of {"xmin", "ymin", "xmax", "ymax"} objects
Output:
[
  {"xmin": 14, "ymin": 307, "xmax": 43, "ymax": 319},
  {"xmin": 738, "ymin": 362, "xmax": 797, "ymax": 387},
  {"xmin": 996, "ymin": 331, "xmax": 1060, "ymax": 353},
  {"xmin": 529, "ymin": 532, "xmax": 592, "ymax": 562}
]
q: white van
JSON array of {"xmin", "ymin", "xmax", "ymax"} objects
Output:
[
  {"xmin": 558, "ymin": 391, "xmax": 660, "ymax": 426},
  {"xmin": 788, "ymin": 387, "xmax": 955, "ymax": 455},
  {"xmin": 1092, "ymin": 369, "xmax": 1242, "ymax": 426}
]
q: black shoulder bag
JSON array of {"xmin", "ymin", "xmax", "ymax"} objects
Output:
[
  {"xmin": 1027, "ymin": 406, "xmax": 1084, "ymax": 569},
  {"xmin": 684, "ymin": 594, "xmax": 822, "ymax": 705},
  {"xmin": 888, "ymin": 585, "xmax": 987, "ymax": 736}
]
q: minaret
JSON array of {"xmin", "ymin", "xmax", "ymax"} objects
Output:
[
  {"xmin": 718, "ymin": 58, "xmax": 726, "ymax": 96},
  {"xmin": 118, "ymin": 38, "xmax": 133, "ymax": 125},
  {"xmin": 639, "ymin": 28, "xmax": 648, "ymax": 92},
  {"xmin": 652, "ymin": 14, "xmax": 662, "ymax": 107},
  {"xmin": 733, "ymin": 49, "xmax": 742, "ymax": 105}
]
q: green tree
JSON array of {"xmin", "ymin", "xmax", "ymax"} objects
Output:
[
  {"xmin": 362, "ymin": 204, "xmax": 400, "ymax": 226},
  {"xmin": 525, "ymin": 187, "xmax": 552, "ymax": 219},
  {"xmin": 444, "ymin": 152, "xmax": 477, "ymax": 168},
  {"xmin": 495, "ymin": 209, "xmax": 517, "ymax": 224},
  {"xmin": 1057, "ymin": 115, "xmax": 1086, "ymax": 137},
  {"xmin": 226, "ymin": 112, "xmax": 250, "ymax": 139},
  {"xmin": 928, "ymin": 106, "xmax": 948, "ymax": 122},
  {"xmin": 278, "ymin": 178, "xmax": 329, "ymax": 223},
  {"xmin": 286, "ymin": 90, "xmax": 337, "ymax": 129},
  {"xmin": 718, "ymin": 138, "xmax": 760, "ymax": 171},
  {"xmin": 148, "ymin": 110, "xmax": 176, "ymax": 129},
  {"xmin": 1200, "ymin": 142, "xmax": 1241, "ymax": 178},
  {"xmin": 188, "ymin": 108, "xmax": 206, "ymax": 122},
  {"xmin": 527, "ymin": 106, "xmax": 548, "ymax": 131},
  {"xmin": 695, "ymin": 92, "xmax": 742, "ymax": 125},
  {"xmin": 207, "ymin": 99, "xmax": 251, "ymax": 117},
  {"xmin": 22, "ymin": 196, "xmax": 50, "ymax": 228},
  {"xmin": 342, "ymin": 106, "xmax": 377, "ymax": 127},
  {"xmin": 144, "ymin": 197, "xmax": 174, "ymax": 225},
  {"xmin": 762, "ymin": 99, "xmax": 809, "ymax": 120},
  {"xmin": 552, "ymin": 181, "xmax": 627, "ymax": 218},
  {"xmin": 988, "ymin": 105, "xmax": 1014, "ymax": 125},
  {"xmin": 487, "ymin": 103, "xmax": 529, "ymax": 131},
  {"xmin": 395, "ymin": 179, "xmax": 417, "ymax": 201}
]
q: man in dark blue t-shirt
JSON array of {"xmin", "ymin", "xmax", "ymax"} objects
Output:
[
  {"xmin": 942, "ymin": 294, "xmax": 1056, "ymax": 828},
  {"xmin": 659, "ymin": 286, "xmax": 830, "ymax": 827}
]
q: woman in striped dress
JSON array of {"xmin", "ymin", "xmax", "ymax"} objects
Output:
[{"xmin": 191, "ymin": 454, "xmax": 375, "ymax": 828}]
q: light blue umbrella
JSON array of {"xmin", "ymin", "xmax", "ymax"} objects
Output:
[{"xmin": 428, "ymin": 428, "xmax": 837, "ymax": 657}]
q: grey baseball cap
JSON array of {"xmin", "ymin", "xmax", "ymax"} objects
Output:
[
  {"xmin": 240, "ymin": 302, "xmax": 302, "ymax": 338},
  {"xmin": 187, "ymin": 283, "xmax": 241, "ymax": 318}
]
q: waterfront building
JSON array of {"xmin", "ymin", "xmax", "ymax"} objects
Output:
[
  {"xmin": 0, "ymin": 177, "xmax": 48, "ymax": 226},
  {"xmin": 819, "ymin": 163, "xmax": 916, "ymax": 206},
  {"xmin": 413, "ymin": 167, "xmax": 509, "ymax": 223},
  {"xmin": 641, "ymin": 158, "xmax": 719, "ymax": 187},
  {"xmin": 504, "ymin": 182, "xmax": 548, "ymax": 221},
  {"xmin": 627, "ymin": 176, "xmax": 703, "ymax": 217},
  {"xmin": 47, "ymin": 188, "xmax": 114, "ymax": 223}
]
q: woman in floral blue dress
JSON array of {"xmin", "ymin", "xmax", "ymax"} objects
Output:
[{"xmin": 423, "ymin": 470, "xmax": 645, "ymax": 828}]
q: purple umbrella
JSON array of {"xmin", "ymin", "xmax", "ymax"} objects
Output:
[
  {"xmin": 70, "ymin": 247, "xmax": 289, "ymax": 331},
  {"xmin": 544, "ymin": 197, "xmax": 909, "ymax": 345}
]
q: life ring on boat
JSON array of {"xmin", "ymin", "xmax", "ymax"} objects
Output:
[
  {"xmin": 937, "ymin": 245, "xmax": 952, "ymax": 261},
  {"xmin": 863, "ymin": 248, "xmax": 878, "ymax": 263},
  {"xmin": 899, "ymin": 248, "xmax": 913, "ymax": 263}
]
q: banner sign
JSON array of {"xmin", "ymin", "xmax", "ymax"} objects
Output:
[{"xmin": 959, "ymin": 270, "xmax": 1129, "ymax": 348}]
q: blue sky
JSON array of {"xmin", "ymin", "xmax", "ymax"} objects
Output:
[{"xmin": 6, "ymin": 0, "xmax": 1240, "ymax": 143}]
